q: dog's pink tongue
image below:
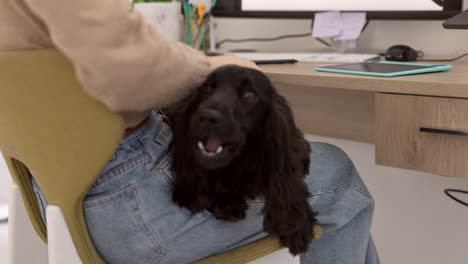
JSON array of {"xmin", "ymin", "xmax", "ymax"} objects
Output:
[{"xmin": 205, "ymin": 136, "xmax": 222, "ymax": 152}]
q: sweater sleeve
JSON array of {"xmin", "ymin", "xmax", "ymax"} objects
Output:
[{"xmin": 21, "ymin": 0, "xmax": 211, "ymax": 114}]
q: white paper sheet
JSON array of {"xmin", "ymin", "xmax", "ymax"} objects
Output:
[
  {"xmin": 333, "ymin": 12, "xmax": 367, "ymax": 40},
  {"xmin": 312, "ymin": 11, "xmax": 342, "ymax": 38}
]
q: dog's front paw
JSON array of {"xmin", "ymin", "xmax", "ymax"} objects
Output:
[
  {"xmin": 172, "ymin": 185, "xmax": 191, "ymax": 207},
  {"xmin": 210, "ymin": 195, "xmax": 248, "ymax": 221},
  {"xmin": 172, "ymin": 187, "xmax": 212, "ymax": 213},
  {"xmin": 279, "ymin": 218, "xmax": 316, "ymax": 255},
  {"xmin": 264, "ymin": 204, "xmax": 318, "ymax": 255}
]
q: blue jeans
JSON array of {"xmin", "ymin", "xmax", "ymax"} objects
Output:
[{"xmin": 33, "ymin": 110, "xmax": 379, "ymax": 264}]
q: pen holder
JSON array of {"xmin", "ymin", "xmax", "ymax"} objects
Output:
[
  {"xmin": 133, "ymin": 2, "xmax": 183, "ymax": 41},
  {"xmin": 181, "ymin": 1, "xmax": 212, "ymax": 51}
]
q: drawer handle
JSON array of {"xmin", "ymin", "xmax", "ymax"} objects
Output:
[{"xmin": 420, "ymin": 127, "xmax": 468, "ymax": 137}]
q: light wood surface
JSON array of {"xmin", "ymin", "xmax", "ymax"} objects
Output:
[
  {"xmin": 261, "ymin": 59, "xmax": 468, "ymax": 99},
  {"xmin": 260, "ymin": 60, "xmax": 468, "ymax": 178},
  {"xmin": 277, "ymin": 84, "xmax": 375, "ymax": 143},
  {"xmin": 375, "ymin": 94, "xmax": 468, "ymax": 178}
]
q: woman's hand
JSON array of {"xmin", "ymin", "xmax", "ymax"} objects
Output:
[{"xmin": 207, "ymin": 55, "xmax": 262, "ymax": 72}]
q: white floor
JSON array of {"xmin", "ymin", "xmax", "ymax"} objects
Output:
[{"xmin": 1, "ymin": 135, "xmax": 468, "ymax": 264}]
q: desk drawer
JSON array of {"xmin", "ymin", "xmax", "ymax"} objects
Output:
[{"xmin": 376, "ymin": 94, "xmax": 468, "ymax": 178}]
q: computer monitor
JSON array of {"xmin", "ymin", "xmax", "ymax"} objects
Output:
[{"xmin": 212, "ymin": 0, "xmax": 463, "ymax": 20}]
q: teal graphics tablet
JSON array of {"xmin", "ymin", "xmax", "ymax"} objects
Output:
[{"xmin": 315, "ymin": 61, "xmax": 452, "ymax": 77}]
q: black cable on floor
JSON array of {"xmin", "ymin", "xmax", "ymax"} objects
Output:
[{"xmin": 444, "ymin": 189, "xmax": 468, "ymax": 207}]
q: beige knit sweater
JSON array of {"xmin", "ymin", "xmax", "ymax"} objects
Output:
[{"xmin": 0, "ymin": 0, "xmax": 211, "ymax": 127}]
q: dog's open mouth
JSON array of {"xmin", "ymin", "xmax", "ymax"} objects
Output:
[
  {"xmin": 193, "ymin": 134, "xmax": 238, "ymax": 170},
  {"xmin": 197, "ymin": 136, "xmax": 225, "ymax": 157}
]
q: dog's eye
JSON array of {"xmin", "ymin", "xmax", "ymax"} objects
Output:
[
  {"xmin": 242, "ymin": 90, "xmax": 257, "ymax": 102},
  {"xmin": 201, "ymin": 84, "xmax": 212, "ymax": 94}
]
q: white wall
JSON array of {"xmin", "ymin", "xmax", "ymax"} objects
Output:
[{"xmin": 212, "ymin": 0, "xmax": 468, "ymax": 56}]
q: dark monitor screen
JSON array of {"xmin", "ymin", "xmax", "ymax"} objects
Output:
[{"xmin": 212, "ymin": 0, "xmax": 463, "ymax": 20}]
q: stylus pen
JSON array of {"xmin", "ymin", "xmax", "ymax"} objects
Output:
[{"xmin": 254, "ymin": 59, "xmax": 299, "ymax": 65}]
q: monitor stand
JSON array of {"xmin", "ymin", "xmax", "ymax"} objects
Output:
[
  {"xmin": 332, "ymin": 39, "xmax": 359, "ymax": 52},
  {"xmin": 324, "ymin": 38, "xmax": 385, "ymax": 55},
  {"xmin": 443, "ymin": 9, "xmax": 468, "ymax": 29}
]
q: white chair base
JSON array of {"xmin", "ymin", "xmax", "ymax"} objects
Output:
[
  {"xmin": 8, "ymin": 184, "xmax": 85, "ymax": 264},
  {"xmin": 47, "ymin": 206, "xmax": 83, "ymax": 264},
  {"xmin": 9, "ymin": 184, "xmax": 48, "ymax": 264}
]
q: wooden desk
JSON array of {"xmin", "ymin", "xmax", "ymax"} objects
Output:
[{"xmin": 261, "ymin": 60, "xmax": 468, "ymax": 179}]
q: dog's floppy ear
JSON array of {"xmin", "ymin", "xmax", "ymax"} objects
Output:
[
  {"xmin": 169, "ymin": 83, "xmax": 207, "ymax": 210},
  {"xmin": 170, "ymin": 71, "xmax": 217, "ymax": 182},
  {"xmin": 260, "ymin": 91, "xmax": 317, "ymax": 255},
  {"xmin": 170, "ymin": 88, "xmax": 202, "ymax": 177},
  {"xmin": 260, "ymin": 92, "xmax": 310, "ymax": 180}
]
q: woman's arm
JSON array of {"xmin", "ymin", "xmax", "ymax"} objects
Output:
[{"xmin": 21, "ymin": 0, "xmax": 210, "ymax": 115}]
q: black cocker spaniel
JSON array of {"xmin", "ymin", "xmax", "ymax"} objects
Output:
[{"xmin": 169, "ymin": 65, "xmax": 318, "ymax": 255}]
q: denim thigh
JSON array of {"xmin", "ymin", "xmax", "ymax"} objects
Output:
[
  {"xmin": 82, "ymin": 111, "xmax": 268, "ymax": 264},
  {"xmin": 33, "ymin": 110, "xmax": 376, "ymax": 264}
]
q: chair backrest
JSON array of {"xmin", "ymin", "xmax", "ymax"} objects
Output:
[{"xmin": 0, "ymin": 49, "xmax": 125, "ymax": 264}]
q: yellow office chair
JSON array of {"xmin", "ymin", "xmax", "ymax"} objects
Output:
[{"xmin": 0, "ymin": 49, "xmax": 321, "ymax": 264}]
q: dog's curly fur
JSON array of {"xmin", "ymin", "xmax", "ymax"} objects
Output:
[{"xmin": 168, "ymin": 65, "xmax": 318, "ymax": 255}]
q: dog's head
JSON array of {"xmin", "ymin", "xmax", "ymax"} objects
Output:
[
  {"xmin": 173, "ymin": 65, "xmax": 308, "ymax": 173},
  {"xmin": 188, "ymin": 65, "xmax": 273, "ymax": 169}
]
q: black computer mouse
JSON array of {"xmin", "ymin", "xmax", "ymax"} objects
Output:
[{"xmin": 385, "ymin": 45, "xmax": 420, "ymax": 62}]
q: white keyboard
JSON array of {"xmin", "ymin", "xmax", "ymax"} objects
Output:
[{"xmin": 232, "ymin": 52, "xmax": 380, "ymax": 63}]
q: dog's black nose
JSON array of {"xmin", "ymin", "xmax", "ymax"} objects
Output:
[{"xmin": 198, "ymin": 109, "xmax": 222, "ymax": 125}]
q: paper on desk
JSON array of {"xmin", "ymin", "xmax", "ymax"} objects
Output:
[
  {"xmin": 333, "ymin": 12, "xmax": 367, "ymax": 40},
  {"xmin": 312, "ymin": 11, "xmax": 342, "ymax": 38}
]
